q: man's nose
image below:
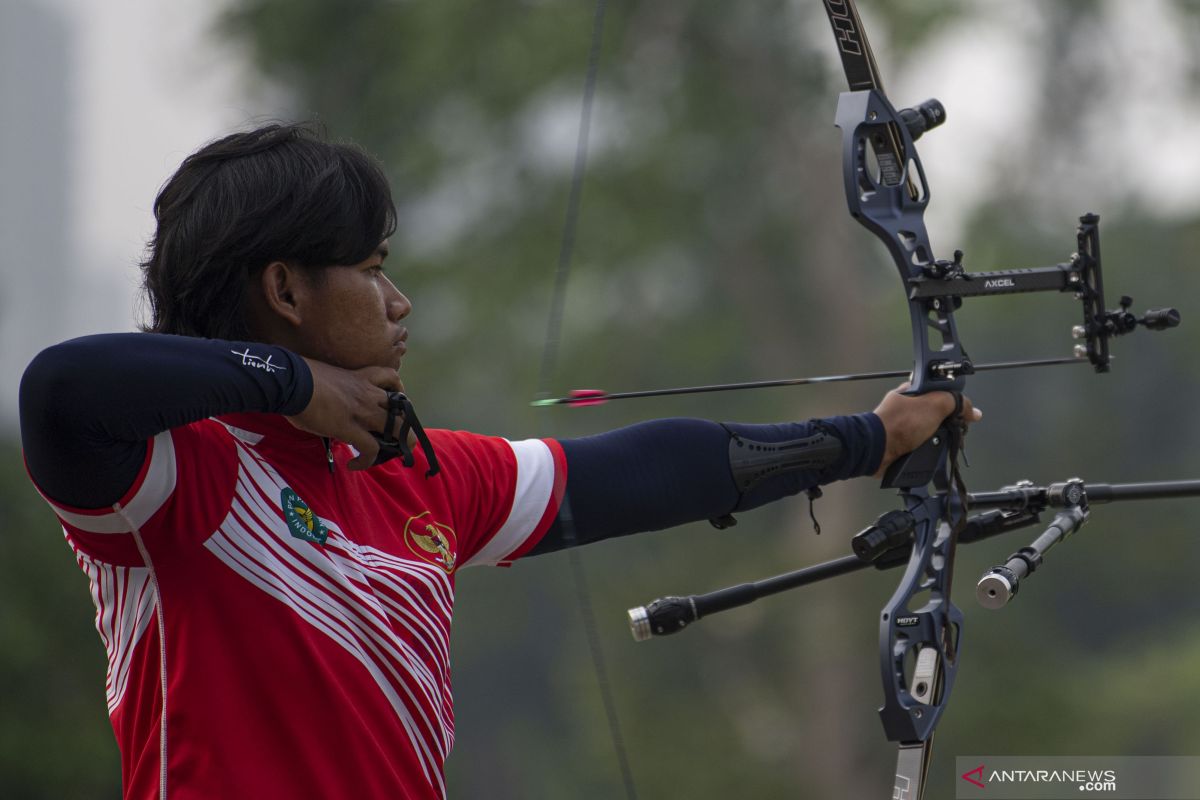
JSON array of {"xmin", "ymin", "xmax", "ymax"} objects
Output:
[{"xmin": 387, "ymin": 282, "xmax": 411, "ymax": 321}]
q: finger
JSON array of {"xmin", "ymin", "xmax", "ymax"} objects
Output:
[
  {"xmin": 367, "ymin": 391, "xmax": 398, "ymax": 441},
  {"xmin": 362, "ymin": 366, "xmax": 403, "ymax": 393},
  {"xmin": 959, "ymin": 395, "xmax": 983, "ymax": 423},
  {"xmin": 346, "ymin": 432, "xmax": 381, "ymax": 470},
  {"xmin": 931, "ymin": 390, "xmax": 958, "ymax": 418},
  {"xmin": 366, "ymin": 395, "xmax": 399, "ymax": 441}
]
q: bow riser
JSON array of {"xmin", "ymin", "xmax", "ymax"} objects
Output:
[
  {"xmin": 877, "ymin": 493, "xmax": 964, "ymax": 743},
  {"xmin": 835, "ymin": 89, "xmax": 967, "ymax": 396},
  {"xmin": 837, "ymin": 85, "xmax": 971, "ymax": 783}
]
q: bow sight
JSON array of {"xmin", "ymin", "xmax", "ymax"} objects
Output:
[
  {"xmin": 903, "ymin": 214, "xmax": 1180, "ymax": 377},
  {"xmin": 532, "ymin": 214, "xmax": 1178, "ymax": 408}
]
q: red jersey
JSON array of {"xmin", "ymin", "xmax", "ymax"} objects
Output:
[{"xmin": 37, "ymin": 413, "xmax": 565, "ymax": 799}]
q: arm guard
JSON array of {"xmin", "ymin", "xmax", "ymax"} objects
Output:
[{"xmin": 727, "ymin": 425, "xmax": 843, "ymax": 493}]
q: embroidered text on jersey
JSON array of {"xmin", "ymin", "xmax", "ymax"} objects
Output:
[{"xmin": 230, "ymin": 348, "xmax": 287, "ymax": 373}]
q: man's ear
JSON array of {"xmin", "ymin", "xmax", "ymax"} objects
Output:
[{"xmin": 259, "ymin": 261, "xmax": 307, "ymax": 327}]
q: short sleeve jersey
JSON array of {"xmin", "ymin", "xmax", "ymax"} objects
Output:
[{"xmin": 36, "ymin": 412, "xmax": 565, "ymax": 800}]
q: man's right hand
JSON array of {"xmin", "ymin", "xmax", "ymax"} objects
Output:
[{"xmin": 287, "ymin": 358, "xmax": 407, "ymax": 470}]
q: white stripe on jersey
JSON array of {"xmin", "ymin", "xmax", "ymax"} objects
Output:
[
  {"xmin": 462, "ymin": 438, "xmax": 557, "ymax": 568},
  {"xmin": 228, "ymin": 454, "xmax": 451, "ymax": 732},
  {"xmin": 228, "ymin": 459, "xmax": 451, "ymax": 719},
  {"xmin": 202, "ymin": 444, "xmax": 456, "ymax": 797},
  {"xmin": 73, "ymin": 544, "xmax": 158, "ymax": 712},
  {"xmin": 50, "ymin": 431, "xmax": 178, "ymax": 534},
  {"xmin": 348, "ymin": 546, "xmax": 454, "ymax": 672}
]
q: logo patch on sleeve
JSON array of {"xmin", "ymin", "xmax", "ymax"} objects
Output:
[
  {"xmin": 282, "ymin": 488, "xmax": 328, "ymax": 545},
  {"xmin": 404, "ymin": 511, "xmax": 457, "ymax": 573}
]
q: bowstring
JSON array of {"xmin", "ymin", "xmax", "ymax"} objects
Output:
[{"xmin": 534, "ymin": 2, "xmax": 639, "ymax": 798}]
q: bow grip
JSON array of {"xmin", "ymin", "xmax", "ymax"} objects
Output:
[
  {"xmin": 881, "ymin": 389, "xmax": 964, "ymax": 489},
  {"xmin": 880, "ymin": 424, "xmax": 951, "ymax": 489}
]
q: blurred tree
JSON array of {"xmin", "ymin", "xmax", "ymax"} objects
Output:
[{"xmin": 0, "ymin": 443, "xmax": 120, "ymax": 798}]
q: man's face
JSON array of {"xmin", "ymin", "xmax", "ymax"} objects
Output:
[{"xmin": 295, "ymin": 242, "xmax": 411, "ymax": 371}]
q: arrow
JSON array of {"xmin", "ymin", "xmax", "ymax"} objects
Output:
[{"xmin": 532, "ymin": 357, "xmax": 1086, "ymax": 407}]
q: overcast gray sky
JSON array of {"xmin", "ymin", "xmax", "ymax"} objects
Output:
[
  {"xmin": 43, "ymin": 0, "xmax": 285, "ymax": 315},
  {"xmin": 0, "ymin": 0, "xmax": 288, "ymax": 428}
]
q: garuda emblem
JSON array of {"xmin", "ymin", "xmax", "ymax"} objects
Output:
[{"xmin": 403, "ymin": 511, "xmax": 457, "ymax": 573}]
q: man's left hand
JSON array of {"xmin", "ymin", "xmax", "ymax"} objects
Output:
[{"xmin": 872, "ymin": 384, "xmax": 982, "ymax": 478}]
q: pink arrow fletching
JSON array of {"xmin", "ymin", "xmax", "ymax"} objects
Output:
[{"xmin": 567, "ymin": 389, "xmax": 609, "ymax": 407}]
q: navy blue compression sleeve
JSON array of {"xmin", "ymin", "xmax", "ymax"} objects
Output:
[
  {"xmin": 530, "ymin": 414, "xmax": 884, "ymax": 554},
  {"xmin": 20, "ymin": 333, "xmax": 313, "ymax": 509}
]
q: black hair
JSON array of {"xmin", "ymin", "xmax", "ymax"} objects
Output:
[{"xmin": 140, "ymin": 122, "xmax": 397, "ymax": 340}]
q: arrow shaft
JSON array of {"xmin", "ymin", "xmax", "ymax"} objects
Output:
[{"xmin": 536, "ymin": 356, "xmax": 1089, "ymax": 406}]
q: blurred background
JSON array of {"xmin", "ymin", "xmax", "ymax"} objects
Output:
[{"xmin": 4, "ymin": 0, "xmax": 1200, "ymax": 797}]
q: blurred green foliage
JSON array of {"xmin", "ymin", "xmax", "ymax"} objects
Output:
[
  {"xmin": 6, "ymin": 1, "xmax": 1200, "ymax": 798},
  {"xmin": 0, "ymin": 443, "xmax": 119, "ymax": 798}
]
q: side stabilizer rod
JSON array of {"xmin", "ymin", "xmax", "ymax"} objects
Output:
[{"xmin": 629, "ymin": 477, "xmax": 1200, "ymax": 639}]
